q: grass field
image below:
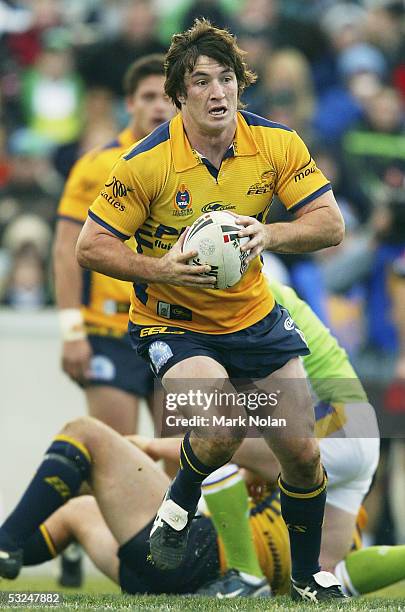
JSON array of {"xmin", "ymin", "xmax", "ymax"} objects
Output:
[{"xmin": 1, "ymin": 576, "xmax": 405, "ymax": 611}]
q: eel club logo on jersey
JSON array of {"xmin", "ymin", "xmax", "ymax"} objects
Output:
[
  {"xmin": 247, "ymin": 170, "xmax": 276, "ymax": 195},
  {"xmin": 173, "ymin": 184, "xmax": 193, "ymax": 217}
]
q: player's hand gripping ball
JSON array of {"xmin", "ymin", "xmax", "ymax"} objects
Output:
[{"xmin": 183, "ymin": 211, "xmax": 250, "ymax": 289}]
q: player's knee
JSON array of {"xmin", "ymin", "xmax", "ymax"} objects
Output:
[
  {"xmin": 60, "ymin": 415, "xmax": 102, "ymax": 446},
  {"xmin": 197, "ymin": 431, "xmax": 244, "ymax": 464},
  {"xmin": 63, "ymin": 496, "xmax": 97, "ymax": 532},
  {"xmin": 288, "ymin": 439, "xmax": 321, "ymax": 483}
]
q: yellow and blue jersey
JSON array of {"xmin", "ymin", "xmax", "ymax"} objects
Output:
[
  {"xmin": 57, "ymin": 128, "xmax": 137, "ymax": 335},
  {"xmin": 89, "ymin": 111, "xmax": 331, "ymax": 334}
]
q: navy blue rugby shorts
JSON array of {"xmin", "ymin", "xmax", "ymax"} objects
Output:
[
  {"xmin": 84, "ymin": 333, "xmax": 154, "ymax": 397},
  {"xmin": 128, "ymin": 303, "xmax": 310, "ymax": 380},
  {"xmin": 118, "ymin": 515, "xmax": 219, "ymax": 594}
]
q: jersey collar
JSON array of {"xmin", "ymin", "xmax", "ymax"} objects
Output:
[{"xmin": 170, "ymin": 112, "xmax": 259, "ymax": 173}]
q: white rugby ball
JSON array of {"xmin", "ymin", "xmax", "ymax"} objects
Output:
[{"xmin": 183, "ymin": 211, "xmax": 249, "ymax": 289}]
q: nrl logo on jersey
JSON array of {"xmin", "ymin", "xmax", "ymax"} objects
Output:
[
  {"xmin": 173, "ymin": 184, "xmax": 194, "ymax": 216},
  {"xmin": 247, "ymin": 170, "xmax": 276, "ymax": 195},
  {"xmin": 201, "ymin": 201, "xmax": 236, "ymax": 213}
]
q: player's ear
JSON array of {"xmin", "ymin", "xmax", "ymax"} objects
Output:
[
  {"xmin": 125, "ymin": 95, "xmax": 135, "ymax": 114},
  {"xmin": 178, "ymin": 93, "xmax": 186, "ymax": 105}
]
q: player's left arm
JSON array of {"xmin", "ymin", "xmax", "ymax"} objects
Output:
[
  {"xmin": 238, "ymin": 130, "xmax": 344, "ymax": 262},
  {"xmin": 238, "ymin": 191, "xmax": 344, "ymax": 263}
]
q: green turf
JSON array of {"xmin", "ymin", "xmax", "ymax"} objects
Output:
[{"xmin": 0, "ymin": 576, "xmax": 405, "ymax": 611}]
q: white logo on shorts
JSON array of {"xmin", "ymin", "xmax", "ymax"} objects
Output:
[
  {"xmin": 149, "ymin": 341, "xmax": 173, "ymax": 374},
  {"xmin": 89, "ymin": 355, "xmax": 116, "ymax": 381},
  {"xmin": 284, "ymin": 317, "xmax": 295, "ymax": 331}
]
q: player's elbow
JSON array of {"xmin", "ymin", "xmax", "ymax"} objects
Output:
[
  {"xmin": 75, "ymin": 232, "xmax": 93, "ymax": 269},
  {"xmin": 328, "ymin": 210, "xmax": 345, "ymax": 247},
  {"xmin": 52, "ymin": 235, "xmax": 63, "ymax": 267}
]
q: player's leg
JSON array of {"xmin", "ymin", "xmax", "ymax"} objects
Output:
[
  {"xmin": 336, "ymin": 545, "xmax": 405, "ymax": 596},
  {"xmin": 85, "ymin": 386, "xmax": 139, "ymax": 436},
  {"xmin": 197, "ymin": 464, "xmax": 271, "ymax": 598},
  {"xmin": 319, "ymin": 434, "xmax": 380, "ymax": 571},
  {"xmin": 256, "ymin": 357, "xmax": 344, "ymax": 601},
  {"xmin": 0, "ymin": 417, "xmax": 168, "ymax": 579},
  {"xmin": 230, "ymin": 432, "xmax": 378, "ymax": 578},
  {"xmin": 150, "ymin": 355, "xmax": 247, "ymax": 571},
  {"xmin": 84, "ymin": 333, "xmax": 154, "ymax": 436},
  {"xmin": 60, "ymin": 417, "xmax": 169, "ymax": 544},
  {"xmin": 52, "ymin": 497, "xmax": 120, "ymax": 582},
  {"xmin": 59, "ymin": 334, "xmax": 153, "ymax": 585},
  {"xmin": 59, "ymin": 388, "xmax": 138, "ymax": 587},
  {"xmin": 20, "ymin": 497, "xmax": 120, "ymax": 583},
  {"xmin": 164, "ymin": 356, "xmax": 245, "ymax": 506},
  {"xmin": 321, "ymin": 504, "xmax": 357, "ymax": 572},
  {"xmin": 0, "ymin": 423, "xmax": 92, "ymax": 579}
]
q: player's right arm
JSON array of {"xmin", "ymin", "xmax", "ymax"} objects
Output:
[
  {"xmin": 53, "ymin": 155, "xmax": 97, "ymax": 383},
  {"xmin": 53, "ymin": 220, "xmax": 92, "ymax": 383},
  {"xmin": 76, "ymin": 157, "xmax": 215, "ymax": 288}
]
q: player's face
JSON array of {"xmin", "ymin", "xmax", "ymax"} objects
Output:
[
  {"xmin": 182, "ymin": 56, "xmax": 238, "ymax": 135},
  {"xmin": 126, "ymin": 74, "xmax": 175, "ymax": 138}
]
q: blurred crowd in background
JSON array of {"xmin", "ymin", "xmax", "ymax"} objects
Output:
[{"xmin": 0, "ymin": 0, "xmax": 404, "ymax": 542}]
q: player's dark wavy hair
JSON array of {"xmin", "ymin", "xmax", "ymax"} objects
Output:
[
  {"xmin": 123, "ymin": 53, "xmax": 165, "ymax": 96},
  {"xmin": 164, "ymin": 19, "xmax": 257, "ymax": 109}
]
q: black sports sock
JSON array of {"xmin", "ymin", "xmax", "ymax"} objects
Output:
[
  {"xmin": 278, "ymin": 471, "xmax": 327, "ymax": 582},
  {"xmin": 23, "ymin": 525, "xmax": 56, "ymax": 565},
  {"xmin": 169, "ymin": 432, "xmax": 228, "ymax": 512},
  {"xmin": 0, "ymin": 435, "xmax": 91, "ymax": 550}
]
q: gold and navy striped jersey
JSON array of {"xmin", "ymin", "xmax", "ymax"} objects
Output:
[
  {"xmin": 217, "ymin": 490, "xmax": 366, "ymax": 595},
  {"xmin": 216, "ymin": 490, "xmax": 290, "ymax": 594},
  {"xmin": 89, "ymin": 111, "xmax": 331, "ymax": 333},
  {"xmin": 58, "ymin": 128, "xmax": 136, "ymax": 334}
]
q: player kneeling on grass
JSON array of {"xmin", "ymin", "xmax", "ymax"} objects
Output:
[
  {"xmin": 0, "ymin": 417, "xmax": 273, "ymax": 595},
  {"xmin": 0, "ymin": 416, "xmax": 403, "ymax": 600}
]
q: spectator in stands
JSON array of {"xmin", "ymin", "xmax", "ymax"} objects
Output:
[
  {"xmin": 76, "ymin": 0, "xmax": 166, "ymax": 97},
  {"xmin": 234, "ymin": 0, "xmax": 326, "ymax": 63},
  {"xmin": 53, "ymin": 87, "xmax": 118, "ymax": 179},
  {"xmin": 1, "ymin": 214, "xmax": 51, "ymax": 309},
  {"xmin": 180, "ymin": 0, "xmax": 229, "ymax": 31},
  {"xmin": 365, "ymin": 0, "xmax": 404, "ymax": 76},
  {"xmin": 0, "ymin": 128, "xmax": 61, "ymax": 243},
  {"xmin": 5, "ymin": 0, "xmax": 64, "ymax": 68},
  {"xmin": 365, "ymin": 188, "xmax": 405, "ymax": 360},
  {"xmin": 20, "ymin": 28, "xmax": 84, "ymax": 147},
  {"xmin": 231, "ymin": 25, "xmax": 272, "ymax": 116},
  {"xmin": 263, "ymin": 48, "xmax": 316, "ymax": 143},
  {"xmin": 342, "ymin": 85, "xmax": 404, "ymax": 217},
  {"xmin": 314, "ymin": 41, "xmax": 387, "ymax": 145}
]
